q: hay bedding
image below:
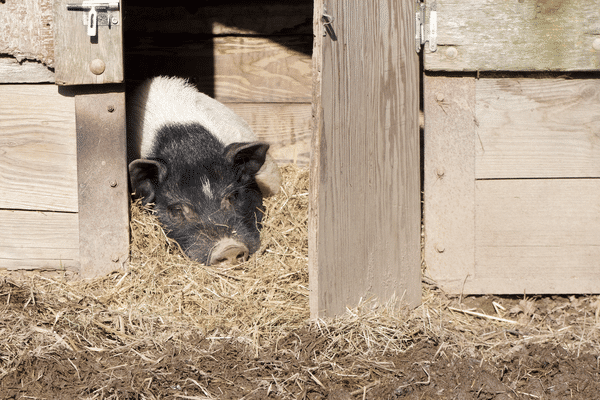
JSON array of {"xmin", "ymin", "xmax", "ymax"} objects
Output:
[{"xmin": 1, "ymin": 165, "xmax": 599, "ymax": 399}]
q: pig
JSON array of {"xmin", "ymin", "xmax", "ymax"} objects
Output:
[{"xmin": 127, "ymin": 76, "xmax": 281, "ymax": 265}]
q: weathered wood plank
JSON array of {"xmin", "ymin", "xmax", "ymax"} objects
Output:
[
  {"xmin": 423, "ymin": 76, "xmax": 477, "ymax": 290},
  {"xmin": 0, "ymin": 58, "xmax": 55, "ymax": 83},
  {"xmin": 125, "ymin": 3, "xmax": 312, "ymax": 36},
  {"xmin": 476, "ymin": 78, "xmax": 600, "ymax": 179},
  {"xmin": 225, "ymin": 103, "xmax": 311, "ymax": 166},
  {"xmin": 424, "ymin": 0, "xmax": 600, "ymax": 71},
  {"xmin": 0, "ymin": 210, "xmax": 79, "ymax": 271},
  {"xmin": 126, "ymin": 36, "xmax": 311, "ymax": 103},
  {"xmin": 0, "ymin": 0, "xmax": 54, "ymax": 67},
  {"xmin": 53, "ymin": 0, "xmax": 124, "ymax": 85},
  {"xmin": 310, "ymin": 0, "xmax": 421, "ymax": 317},
  {"xmin": 75, "ymin": 88, "xmax": 129, "ymax": 278},
  {"xmin": 0, "ymin": 85, "xmax": 78, "ymax": 212},
  {"xmin": 470, "ymin": 179, "xmax": 600, "ymax": 294}
]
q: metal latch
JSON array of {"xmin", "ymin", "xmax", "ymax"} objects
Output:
[
  {"xmin": 415, "ymin": 1, "xmax": 437, "ymax": 53},
  {"xmin": 67, "ymin": 1, "xmax": 120, "ymax": 37}
]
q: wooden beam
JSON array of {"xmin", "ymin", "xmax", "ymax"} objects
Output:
[
  {"xmin": 310, "ymin": 0, "xmax": 421, "ymax": 317},
  {"xmin": 75, "ymin": 86, "xmax": 129, "ymax": 278},
  {"xmin": 424, "ymin": 0, "xmax": 600, "ymax": 71},
  {"xmin": 423, "ymin": 76, "xmax": 477, "ymax": 291}
]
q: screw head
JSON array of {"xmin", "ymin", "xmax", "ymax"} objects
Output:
[
  {"xmin": 593, "ymin": 38, "xmax": 600, "ymax": 51},
  {"xmin": 110, "ymin": 180, "xmax": 118, "ymax": 188}
]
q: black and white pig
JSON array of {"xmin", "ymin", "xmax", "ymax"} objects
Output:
[{"xmin": 127, "ymin": 76, "xmax": 281, "ymax": 265}]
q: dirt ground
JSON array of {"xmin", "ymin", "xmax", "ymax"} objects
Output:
[
  {"xmin": 1, "ymin": 289, "xmax": 599, "ymax": 399},
  {"xmin": 1, "ymin": 167, "xmax": 598, "ymax": 399}
]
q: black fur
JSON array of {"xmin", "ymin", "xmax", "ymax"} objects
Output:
[{"xmin": 130, "ymin": 123, "xmax": 268, "ymax": 264}]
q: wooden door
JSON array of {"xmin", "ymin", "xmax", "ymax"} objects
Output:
[
  {"xmin": 423, "ymin": 0, "xmax": 600, "ymax": 294},
  {"xmin": 310, "ymin": 1, "xmax": 422, "ymax": 317}
]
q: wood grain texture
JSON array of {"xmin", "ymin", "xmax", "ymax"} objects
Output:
[
  {"xmin": 424, "ymin": 0, "xmax": 600, "ymax": 71},
  {"xmin": 127, "ymin": 36, "xmax": 311, "ymax": 103},
  {"xmin": 0, "ymin": 85, "xmax": 78, "ymax": 212},
  {"xmin": 0, "ymin": 58, "xmax": 55, "ymax": 83},
  {"xmin": 310, "ymin": 0, "xmax": 421, "ymax": 317},
  {"xmin": 225, "ymin": 103, "xmax": 311, "ymax": 166},
  {"xmin": 53, "ymin": 0, "xmax": 124, "ymax": 85},
  {"xmin": 76, "ymin": 89, "xmax": 129, "ymax": 278},
  {"xmin": 423, "ymin": 76, "xmax": 476, "ymax": 289},
  {"xmin": 471, "ymin": 179, "xmax": 600, "ymax": 294},
  {"xmin": 476, "ymin": 78, "xmax": 600, "ymax": 179},
  {"xmin": 0, "ymin": 210, "xmax": 79, "ymax": 271},
  {"xmin": 0, "ymin": 0, "xmax": 54, "ymax": 67}
]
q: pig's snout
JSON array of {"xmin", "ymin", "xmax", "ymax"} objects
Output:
[{"xmin": 208, "ymin": 238, "xmax": 250, "ymax": 265}]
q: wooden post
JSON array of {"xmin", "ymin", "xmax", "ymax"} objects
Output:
[
  {"xmin": 310, "ymin": 1, "xmax": 421, "ymax": 317},
  {"xmin": 74, "ymin": 86, "xmax": 129, "ymax": 278}
]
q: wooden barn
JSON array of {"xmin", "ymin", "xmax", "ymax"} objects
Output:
[{"xmin": 1, "ymin": 0, "xmax": 598, "ymax": 317}]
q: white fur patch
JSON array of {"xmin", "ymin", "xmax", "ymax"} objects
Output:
[
  {"xmin": 201, "ymin": 178, "xmax": 213, "ymax": 199},
  {"xmin": 129, "ymin": 76, "xmax": 282, "ymax": 197}
]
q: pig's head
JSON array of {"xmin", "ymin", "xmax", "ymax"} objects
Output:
[{"xmin": 129, "ymin": 123, "xmax": 269, "ymax": 265}]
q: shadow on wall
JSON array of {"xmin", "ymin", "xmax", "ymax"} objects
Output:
[{"xmin": 123, "ymin": 0, "xmax": 313, "ymax": 98}]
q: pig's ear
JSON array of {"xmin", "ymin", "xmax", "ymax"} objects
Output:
[
  {"xmin": 128, "ymin": 159, "xmax": 168, "ymax": 203},
  {"xmin": 224, "ymin": 142, "xmax": 270, "ymax": 176}
]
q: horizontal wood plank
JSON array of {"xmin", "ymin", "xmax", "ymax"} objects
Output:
[
  {"xmin": 424, "ymin": 0, "xmax": 600, "ymax": 71},
  {"xmin": 225, "ymin": 103, "xmax": 311, "ymax": 166},
  {"xmin": 0, "ymin": 85, "xmax": 78, "ymax": 212},
  {"xmin": 476, "ymin": 79, "xmax": 600, "ymax": 179},
  {"xmin": 0, "ymin": 58, "xmax": 55, "ymax": 83},
  {"xmin": 0, "ymin": 210, "xmax": 79, "ymax": 271},
  {"xmin": 126, "ymin": 36, "xmax": 312, "ymax": 103},
  {"xmin": 471, "ymin": 179, "xmax": 600, "ymax": 294}
]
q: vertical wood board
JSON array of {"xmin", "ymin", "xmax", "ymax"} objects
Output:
[
  {"xmin": 76, "ymin": 88, "xmax": 129, "ymax": 278},
  {"xmin": 423, "ymin": 76, "xmax": 476, "ymax": 288},
  {"xmin": 476, "ymin": 79, "xmax": 600, "ymax": 179},
  {"xmin": 53, "ymin": 0, "xmax": 123, "ymax": 85},
  {"xmin": 0, "ymin": 85, "xmax": 78, "ymax": 212},
  {"xmin": 424, "ymin": 0, "xmax": 600, "ymax": 71},
  {"xmin": 310, "ymin": 0, "xmax": 421, "ymax": 317},
  {"xmin": 0, "ymin": 210, "xmax": 79, "ymax": 271}
]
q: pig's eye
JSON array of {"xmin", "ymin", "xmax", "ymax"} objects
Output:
[{"xmin": 168, "ymin": 204, "xmax": 190, "ymax": 222}]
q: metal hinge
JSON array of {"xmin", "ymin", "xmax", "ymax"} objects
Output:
[{"xmin": 415, "ymin": 1, "xmax": 437, "ymax": 53}]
